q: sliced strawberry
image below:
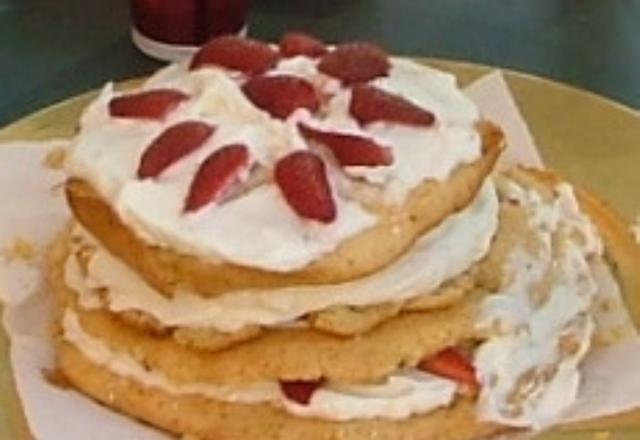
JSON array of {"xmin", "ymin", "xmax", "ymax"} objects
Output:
[
  {"xmin": 275, "ymin": 151, "xmax": 336, "ymax": 223},
  {"xmin": 279, "ymin": 32, "xmax": 328, "ymax": 58},
  {"xmin": 184, "ymin": 144, "xmax": 250, "ymax": 212},
  {"xmin": 298, "ymin": 124, "xmax": 393, "ymax": 167},
  {"xmin": 190, "ymin": 35, "xmax": 279, "ymax": 74},
  {"xmin": 279, "ymin": 380, "xmax": 323, "ymax": 405},
  {"xmin": 418, "ymin": 347, "xmax": 479, "ymax": 391},
  {"xmin": 138, "ymin": 121, "xmax": 215, "ymax": 179},
  {"xmin": 109, "ymin": 89, "xmax": 188, "ymax": 120},
  {"xmin": 318, "ymin": 42, "xmax": 390, "ymax": 85},
  {"xmin": 242, "ymin": 75, "xmax": 320, "ymax": 119},
  {"xmin": 350, "ymin": 85, "xmax": 435, "ymax": 127}
]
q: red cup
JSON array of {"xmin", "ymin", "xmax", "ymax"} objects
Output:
[{"xmin": 130, "ymin": 0, "xmax": 251, "ymax": 61}]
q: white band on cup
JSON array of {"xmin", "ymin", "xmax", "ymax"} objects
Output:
[{"xmin": 131, "ymin": 26, "xmax": 249, "ymax": 62}]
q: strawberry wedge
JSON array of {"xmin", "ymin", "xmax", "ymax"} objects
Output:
[
  {"xmin": 418, "ymin": 347, "xmax": 479, "ymax": 392},
  {"xmin": 138, "ymin": 121, "xmax": 215, "ymax": 179},
  {"xmin": 275, "ymin": 151, "xmax": 336, "ymax": 223},
  {"xmin": 190, "ymin": 35, "xmax": 279, "ymax": 75},
  {"xmin": 242, "ymin": 75, "xmax": 320, "ymax": 119},
  {"xmin": 299, "ymin": 124, "xmax": 393, "ymax": 167},
  {"xmin": 109, "ymin": 89, "xmax": 188, "ymax": 120},
  {"xmin": 350, "ymin": 85, "xmax": 436, "ymax": 127},
  {"xmin": 184, "ymin": 144, "xmax": 250, "ymax": 212},
  {"xmin": 318, "ymin": 42, "xmax": 390, "ymax": 85},
  {"xmin": 279, "ymin": 32, "xmax": 328, "ymax": 58}
]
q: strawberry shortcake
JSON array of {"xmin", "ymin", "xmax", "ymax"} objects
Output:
[{"xmin": 49, "ymin": 33, "xmax": 640, "ymax": 440}]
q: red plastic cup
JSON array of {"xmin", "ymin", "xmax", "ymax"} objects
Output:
[{"xmin": 130, "ymin": 0, "xmax": 251, "ymax": 61}]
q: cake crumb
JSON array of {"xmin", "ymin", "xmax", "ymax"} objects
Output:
[
  {"xmin": 2, "ymin": 237, "xmax": 37, "ymax": 263},
  {"xmin": 593, "ymin": 326, "xmax": 629, "ymax": 347},
  {"xmin": 632, "ymin": 215, "xmax": 640, "ymax": 244},
  {"xmin": 42, "ymin": 368, "xmax": 71, "ymax": 389},
  {"xmin": 42, "ymin": 146, "xmax": 68, "ymax": 170},
  {"xmin": 593, "ymin": 431, "xmax": 611, "ymax": 440},
  {"xmin": 607, "ymin": 327, "xmax": 627, "ymax": 344}
]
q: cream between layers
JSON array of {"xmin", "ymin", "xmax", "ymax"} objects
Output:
[
  {"xmin": 65, "ymin": 180, "xmax": 498, "ymax": 332},
  {"xmin": 62, "ymin": 309, "xmax": 458, "ymax": 421},
  {"xmin": 66, "ymin": 55, "xmax": 481, "ymax": 272},
  {"xmin": 475, "ymin": 181, "xmax": 604, "ymax": 429},
  {"xmin": 59, "ymin": 178, "xmax": 622, "ymax": 428}
]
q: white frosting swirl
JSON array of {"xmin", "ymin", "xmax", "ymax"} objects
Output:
[{"xmin": 474, "ymin": 180, "xmax": 603, "ymax": 429}]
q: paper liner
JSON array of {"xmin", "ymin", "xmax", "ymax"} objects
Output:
[{"xmin": 0, "ymin": 74, "xmax": 638, "ymax": 440}]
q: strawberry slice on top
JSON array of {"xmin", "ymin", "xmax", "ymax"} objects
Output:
[
  {"xmin": 350, "ymin": 85, "xmax": 436, "ymax": 127},
  {"xmin": 184, "ymin": 144, "xmax": 250, "ymax": 212},
  {"xmin": 275, "ymin": 151, "xmax": 336, "ymax": 223},
  {"xmin": 418, "ymin": 347, "xmax": 479, "ymax": 392},
  {"xmin": 318, "ymin": 42, "xmax": 391, "ymax": 85},
  {"xmin": 109, "ymin": 89, "xmax": 188, "ymax": 120},
  {"xmin": 242, "ymin": 75, "xmax": 320, "ymax": 120},
  {"xmin": 279, "ymin": 32, "xmax": 328, "ymax": 58},
  {"xmin": 138, "ymin": 121, "xmax": 215, "ymax": 179},
  {"xmin": 298, "ymin": 124, "xmax": 393, "ymax": 167},
  {"xmin": 189, "ymin": 35, "xmax": 279, "ymax": 75}
]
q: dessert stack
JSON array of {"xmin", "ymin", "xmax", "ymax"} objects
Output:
[{"xmin": 48, "ymin": 33, "xmax": 640, "ymax": 439}]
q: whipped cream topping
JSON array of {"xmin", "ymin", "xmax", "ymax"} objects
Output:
[
  {"xmin": 66, "ymin": 180, "xmax": 498, "ymax": 332},
  {"xmin": 66, "ymin": 52, "xmax": 481, "ymax": 271},
  {"xmin": 284, "ymin": 57, "xmax": 481, "ymax": 201},
  {"xmin": 119, "ymin": 182, "xmax": 375, "ymax": 271},
  {"xmin": 474, "ymin": 180, "xmax": 603, "ymax": 429},
  {"xmin": 62, "ymin": 309, "xmax": 456, "ymax": 421}
]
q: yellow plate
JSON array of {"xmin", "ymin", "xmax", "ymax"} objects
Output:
[{"xmin": 0, "ymin": 60, "xmax": 638, "ymax": 440}]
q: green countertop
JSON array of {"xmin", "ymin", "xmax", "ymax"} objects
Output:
[{"xmin": 0, "ymin": 0, "xmax": 639, "ymax": 126}]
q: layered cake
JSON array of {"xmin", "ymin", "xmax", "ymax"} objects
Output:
[{"xmin": 49, "ymin": 33, "xmax": 640, "ymax": 439}]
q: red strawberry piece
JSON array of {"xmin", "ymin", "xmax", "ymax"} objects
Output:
[
  {"xmin": 109, "ymin": 89, "xmax": 188, "ymax": 120},
  {"xmin": 279, "ymin": 32, "xmax": 328, "ymax": 58},
  {"xmin": 418, "ymin": 347, "xmax": 479, "ymax": 391},
  {"xmin": 279, "ymin": 380, "xmax": 323, "ymax": 405},
  {"xmin": 190, "ymin": 35, "xmax": 279, "ymax": 74},
  {"xmin": 298, "ymin": 124, "xmax": 393, "ymax": 167},
  {"xmin": 138, "ymin": 121, "xmax": 215, "ymax": 179},
  {"xmin": 350, "ymin": 85, "xmax": 436, "ymax": 127},
  {"xmin": 275, "ymin": 151, "xmax": 336, "ymax": 223},
  {"xmin": 184, "ymin": 144, "xmax": 250, "ymax": 212},
  {"xmin": 242, "ymin": 75, "xmax": 320, "ymax": 119},
  {"xmin": 318, "ymin": 42, "xmax": 390, "ymax": 85}
]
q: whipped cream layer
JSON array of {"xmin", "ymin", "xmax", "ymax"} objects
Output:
[
  {"xmin": 66, "ymin": 180, "xmax": 498, "ymax": 332},
  {"xmin": 66, "ymin": 52, "xmax": 481, "ymax": 271},
  {"xmin": 62, "ymin": 309, "xmax": 457, "ymax": 421},
  {"xmin": 474, "ymin": 180, "xmax": 603, "ymax": 429},
  {"xmin": 60, "ymin": 177, "xmax": 622, "ymax": 427}
]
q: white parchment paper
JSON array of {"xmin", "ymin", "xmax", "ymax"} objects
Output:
[{"xmin": 0, "ymin": 73, "xmax": 638, "ymax": 440}]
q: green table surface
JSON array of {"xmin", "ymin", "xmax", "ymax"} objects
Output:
[{"xmin": 0, "ymin": 0, "xmax": 639, "ymax": 127}]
